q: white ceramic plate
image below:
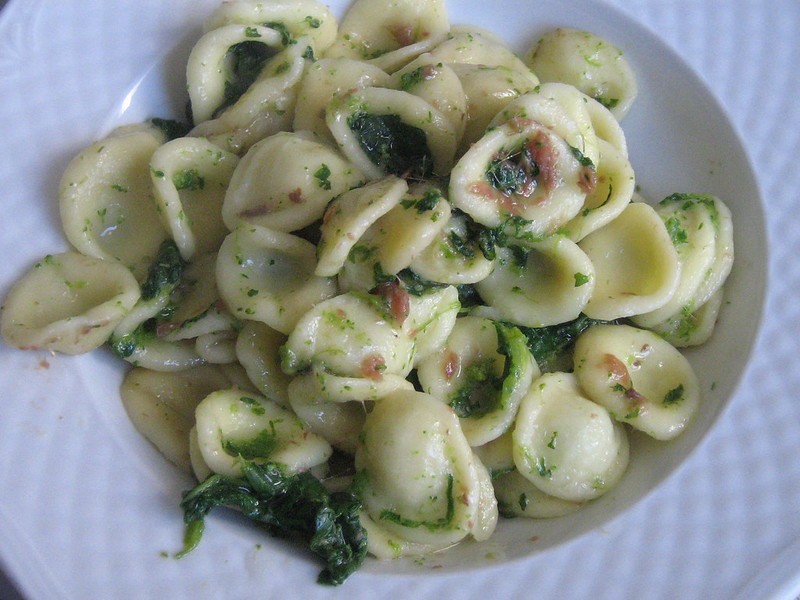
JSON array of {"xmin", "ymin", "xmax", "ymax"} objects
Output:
[{"xmin": 0, "ymin": 0, "xmax": 771, "ymax": 598}]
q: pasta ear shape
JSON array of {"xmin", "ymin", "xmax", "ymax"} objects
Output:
[
  {"xmin": 513, "ymin": 371, "xmax": 630, "ymax": 503},
  {"xmin": 631, "ymin": 193, "xmax": 722, "ymax": 328},
  {"xmin": 324, "ymin": 0, "xmax": 449, "ymax": 68},
  {"xmin": 293, "ymin": 58, "xmax": 391, "ymax": 146},
  {"xmin": 409, "ymin": 213, "xmax": 496, "ymax": 285},
  {"xmin": 234, "ymin": 320, "xmax": 293, "ymax": 409},
  {"xmin": 560, "ymin": 138, "xmax": 634, "ymax": 242},
  {"xmin": 203, "ymin": 0, "xmax": 339, "ymax": 54},
  {"xmin": 194, "ymin": 388, "xmax": 332, "ymax": 477},
  {"xmin": 189, "ymin": 37, "xmax": 312, "ymax": 154},
  {"xmin": 1, "ymin": 252, "xmax": 140, "ymax": 354},
  {"xmin": 580, "ymin": 202, "xmax": 680, "ymax": 320},
  {"xmin": 286, "ymin": 373, "xmax": 371, "ymax": 454},
  {"xmin": 417, "ymin": 317, "xmax": 539, "ymax": 446},
  {"xmin": 525, "ymin": 28, "xmax": 638, "ymax": 120},
  {"xmin": 120, "ymin": 364, "xmax": 247, "ymax": 474},
  {"xmin": 150, "ymin": 137, "xmax": 239, "ymax": 260},
  {"xmin": 573, "ymin": 324, "xmax": 701, "ymax": 440},
  {"xmin": 474, "ymin": 236, "xmax": 595, "ymax": 328},
  {"xmin": 215, "ymin": 224, "xmax": 337, "ymax": 335},
  {"xmin": 326, "ymin": 87, "xmax": 457, "ymax": 179},
  {"xmin": 493, "ymin": 469, "xmax": 582, "ymax": 518},
  {"xmin": 316, "ymin": 176, "xmax": 408, "ymax": 277},
  {"xmin": 389, "ymin": 54, "xmax": 467, "ymax": 144},
  {"xmin": 59, "ymin": 124, "xmax": 168, "ymax": 280},
  {"xmin": 222, "ymin": 131, "xmax": 365, "ymax": 233},
  {"xmin": 354, "ymin": 389, "xmax": 497, "ymax": 554},
  {"xmin": 427, "ymin": 26, "xmax": 531, "ymax": 73},
  {"xmin": 449, "ymin": 62, "xmax": 540, "ymax": 154},
  {"xmin": 336, "ymin": 184, "xmax": 451, "ymax": 288},
  {"xmin": 186, "ymin": 24, "xmax": 286, "ymax": 125},
  {"xmin": 281, "ymin": 291, "xmax": 416, "ymax": 379},
  {"xmin": 449, "ymin": 114, "xmax": 589, "ymax": 240}
]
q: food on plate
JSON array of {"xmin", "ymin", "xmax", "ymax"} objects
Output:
[{"xmin": 0, "ymin": 0, "xmax": 734, "ymax": 585}]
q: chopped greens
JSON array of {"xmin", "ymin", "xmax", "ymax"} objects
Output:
[
  {"xmin": 518, "ymin": 314, "xmax": 609, "ymax": 372},
  {"xmin": 346, "ymin": 112, "xmax": 433, "ymax": 178},
  {"xmin": 214, "ymin": 41, "xmax": 276, "ymax": 117},
  {"xmin": 178, "ymin": 460, "xmax": 367, "ymax": 586},
  {"xmin": 172, "ymin": 168, "xmax": 205, "ymax": 191},
  {"xmin": 150, "ymin": 117, "xmax": 191, "ymax": 141},
  {"xmin": 379, "ymin": 474, "xmax": 455, "ymax": 531}
]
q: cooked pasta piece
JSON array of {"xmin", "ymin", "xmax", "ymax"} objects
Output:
[
  {"xmin": 493, "ymin": 469, "xmax": 583, "ymax": 518},
  {"xmin": 449, "ymin": 63, "xmax": 540, "ymax": 154},
  {"xmin": 120, "ymin": 364, "xmax": 250, "ymax": 473},
  {"xmin": 513, "ymin": 371, "xmax": 629, "ymax": 502},
  {"xmin": 427, "ymin": 26, "xmax": 531, "ymax": 72},
  {"xmin": 293, "ymin": 57, "xmax": 391, "ymax": 145},
  {"xmin": 580, "ymin": 202, "xmax": 680, "ymax": 320},
  {"xmin": 561, "ymin": 138, "xmax": 634, "ymax": 241},
  {"xmin": 234, "ymin": 320, "xmax": 293, "ymax": 408},
  {"xmin": 194, "ymin": 388, "xmax": 332, "ymax": 477},
  {"xmin": 631, "ymin": 193, "xmax": 722, "ymax": 329},
  {"xmin": 316, "ymin": 176, "xmax": 408, "ymax": 277},
  {"xmin": 186, "ymin": 24, "xmax": 286, "ymax": 125},
  {"xmin": 417, "ymin": 317, "xmax": 538, "ymax": 446},
  {"xmin": 281, "ymin": 291, "xmax": 416, "ymax": 379},
  {"xmin": 355, "ymin": 389, "xmax": 497, "ymax": 556},
  {"xmin": 474, "ymin": 236, "xmax": 595, "ymax": 328},
  {"xmin": 324, "ymin": 0, "xmax": 449, "ymax": 69},
  {"xmin": 409, "ymin": 213, "xmax": 495, "ymax": 285},
  {"xmin": 222, "ymin": 131, "xmax": 364, "ymax": 232},
  {"xmin": 389, "ymin": 54, "xmax": 467, "ymax": 143},
  {"xmin": 573, "ymin": 324, "xmax": 700, "ymax": 440},
  {"xmin": 216, "ymin": 224, "xmax": 337, "ymax": 334},
  {"xmin": 490, "ymin": 83, "xmax": 599, "ymax": 166},
  {"xmin": 648, "ymin": 286, "xmax": 725, "ymax": 348},
  {"xmin": 449, "ymin": 113, "xmax": 590, "ymax": 239},
  {"xmin": 190, "ymin": 37, "xmax": 313, "ymax": 154},
  {"xmin": 1, "ymin": 252, "xmax": 140, "ymax": 354},
  {"xmin": 286, "ymin": 373, "xmax": 371, "ymax": 454},
  {"xmin": 327, "ymin": 87, "xmax": 457, "ymax": 179},
  {"xmin": 203, "ymin": 0, "xmax": 338, "ymax": 54},
  {"xmin": 150, "ymin": 137, "xmax": 239, "ymax": 260},
  {"xmin": 525, "ymin": 27, "xmax": 638, "ymax": 120},
  {"xmin": 59, "ymin": 124, "xmax": 168, "ymax": 280},
  {"xmin": 403, "ymin": 283, "xmax": 460, "ymax": 364}
]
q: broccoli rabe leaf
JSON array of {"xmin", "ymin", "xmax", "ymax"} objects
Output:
[
  {"xmin": 140, "ymin": 240, "xmax": 184, "ymax": 301},
  {"xmin": 178, "ymin": 461, "xmax": 367, "ymax": 586},
  {"xmin": 150, "ymin": 117, "xmax": 192, "ymax": 141},
  {"xmin": 518, "ymin": 314, "xmax": 609, "ymax": 372}
]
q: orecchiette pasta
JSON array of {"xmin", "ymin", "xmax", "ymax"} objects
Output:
[
  {"xmin": 59, "ymin": 124, "xmax": 168, "ymax": 280},
  {"xmin": 355, "ymin": 389, "xmax": 497, "ymax": 554},
  {"xmin": 0, "ymin": 0, "xmax": 738, "ymax": 580},
  {"xmin": 513, "ymin": 371, "xmax": 630, "ymax": 503},
  {"xmin": 1, "ymin": 252, "xmax": 140, "ymax": 354},
  {"xmin": 573, "ymin": 324, "xmax": 700, "ymax": 440},
  {"xmin": 524, "ymin": 27, "xmax": 638, "ymax": 120}
]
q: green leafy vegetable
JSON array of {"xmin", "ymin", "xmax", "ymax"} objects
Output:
[
  {"xmin": 214, "ymin": 41, "xmax": 276, "ymax": 117},
  {"xmin": 662, "ymin": 383, "xmax": 685, "ymax": 406},
  {"xmin": 518, "ymin": 314, "xmax": 608, "ymax": 372},
  {"xmin": 664, "ymin": 215, "xmax": 688, "ymax": 247},
  {"xmin": 172, "ymin": 169, "xmax": 205, "ymax": 191},
  {"xmin": 346, "ymin": 112, "xmax": 433, "ymax": 178},
  {"xmin": 178, "ymin": 461, "xmax": 367, "ymax": 586},
  {"xmin": 150, "ymin": 117, "xmax": 192, "ymax": 141},
  {"xmin": 139, "ymin": 240, "xmax": 184, "ymax": 301},
  {"xmin": 485, "ymin": 154, "xmax": 531, "ymax": 196}
]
